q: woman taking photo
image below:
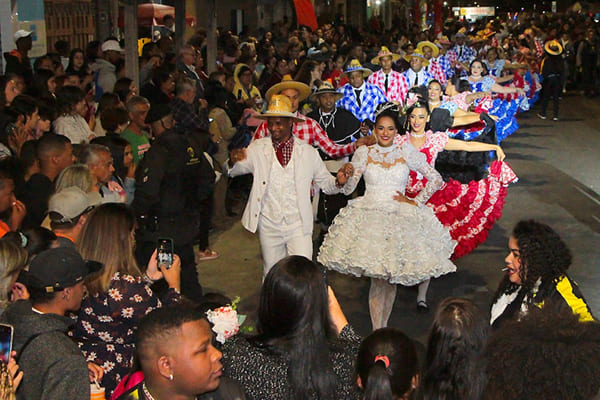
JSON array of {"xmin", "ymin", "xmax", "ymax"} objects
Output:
[
  {"xmin": 490, "ymin": 220, "xmax": 594, "ymax": 329},
  {"xmin": 73, "ymin": 203, "xmax": 182, "ymax": 396},
  {"xmin": 222, "ymin": 255, "xmax": 361, "ymax": 400}
]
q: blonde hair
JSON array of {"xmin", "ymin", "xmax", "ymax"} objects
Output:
[
  {"xmin": 77, "ymin": 203, "xmax": 141, "ymax": 296},
  {"xmin": 55, "ymin": 164, "xmax": 94, "ymax": 193},
  {"xmin": 0, "ymin": 241, "xmax": 28, "ymax": 309}
]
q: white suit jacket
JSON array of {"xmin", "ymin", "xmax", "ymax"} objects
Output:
[{"xmin": 228, "ymin": 137, "xmax": 340, "ymax": 234}]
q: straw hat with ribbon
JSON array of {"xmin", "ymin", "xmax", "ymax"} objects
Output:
[
  {"xmin": 544, "ymin": 40, "xmax": 563, "ymax": 56},
  {"xmin": 416, "ymin": 41, "xmax": 439, "ymax": 58},
  {"xmin": 342, "ymin": 59, "xmax": 373, "ymax": 78},
  {"xmin": 309, "ymin": 81, "xmax": 344, "ymax": 102},
  {"xmin": 404, "ymin": 50, "xmax": 430, "ymax": 67},
  {"xmin": 371, "ymin": 46, "xmax": 401, "ymax": 65},
  {"xmin": 255, "ymin": 95, "xmax": 304, "ymax": 122},
  {"xmin": 265, "ymin": 75, "xmax": 312, "ymax": 103}
]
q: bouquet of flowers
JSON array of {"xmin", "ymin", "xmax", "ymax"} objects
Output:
[{"xmin": 205, "ymin": 296, "xmax": 247, "ymax": 344}]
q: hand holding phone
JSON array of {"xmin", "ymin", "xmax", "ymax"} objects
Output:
[
  {"xmin": 0, "ymin": 324, "xmax": 13, "ymax": 364},
  {"xmin": 157, "ymin": 238, "xmax": 174, "ymax": 270}
]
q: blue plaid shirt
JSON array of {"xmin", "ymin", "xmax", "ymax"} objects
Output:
[
  {"xmin": 336, "ymin": 83, "xmax": 387, "ymax": 123},
  {"xmin": 437, "ymin": 55, "xmax": 453, "ymax": 79}
]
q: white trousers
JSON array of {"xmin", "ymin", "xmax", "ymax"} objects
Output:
[{"xmin": 258, "ymin": 216, "xmax": 313, "ymax": 277}]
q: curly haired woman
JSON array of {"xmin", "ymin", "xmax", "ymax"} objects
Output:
[{"xmin": 490, "ymin": 220, "xmax": 594, "ymax": 329}]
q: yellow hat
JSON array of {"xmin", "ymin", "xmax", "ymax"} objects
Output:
[
  {"xmin": 544, "ymin": 40, "xmax": 563, "ymax": 55},
  {"xmin": 342, "ymin": 59, "xmax": 373, "ymax": 78},
  {"xmin": 416, "ymin": 41, "xmax": 439, "ymax": 58},
  {"xmin": 371, "ymin": 46, "xmax": 401, "ymax": 65},
  {"xmin": 403, "ymin": 50, "xmax": 430, "ymax": 66},
  {"xmin": 255, "ymin": 95, "xmax": 304, "ymax": 122},
  {"xmin": 265, "ymin": 75, "xmax": 312, "ymax": 103}
]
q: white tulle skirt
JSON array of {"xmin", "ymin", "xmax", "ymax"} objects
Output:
[{"xmin": 318, "ymin": 195, "xmax": 457, "ymax": 286}]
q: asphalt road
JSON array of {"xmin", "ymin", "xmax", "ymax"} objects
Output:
[{"xmin": 198, "ymin": 93, "xmax": 600, "ymax": 342}]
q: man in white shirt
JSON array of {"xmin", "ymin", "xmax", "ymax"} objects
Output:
[
  {"xmin": 402, "ymin": 50, "xmax": 434, "ymax": 89},
  {"xmin": 228, "ymin": 95, "xmax": 352, "ymax": 275}
]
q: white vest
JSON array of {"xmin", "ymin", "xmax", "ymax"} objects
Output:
[{"xmin": 260, "ymin": 149, "xmax": 301, "ymax": 225}]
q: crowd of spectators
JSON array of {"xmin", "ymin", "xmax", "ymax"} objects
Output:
[{"xmin": 0, "ymin": 7, "xmax": 595, "ymax": 400}]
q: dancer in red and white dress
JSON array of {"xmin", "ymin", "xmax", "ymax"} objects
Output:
[{"xmin": 397, "ymin": 104, "xmax": 518, "ymax": 259}]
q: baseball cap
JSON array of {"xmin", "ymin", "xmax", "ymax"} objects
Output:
[
  {"xmin": 48, "ymin": 187, "xmax": 101, "ymax": 224},
  {"xmin": 101, "ymin": 39, "xmax": 124, "ymax": 53},
  {"xmin": 27, "ymin": 247, "xmax": 103, "ymax": 292},
  {"xmin": 145, "ymin": 104, "xmax": 173, "ymax": 124},
  {"xmin": 14, "ymin": 30, "xmax": 33, "ymax": 42}
]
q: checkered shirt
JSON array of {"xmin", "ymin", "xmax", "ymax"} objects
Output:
[
  {"xmin": 424, "ymin": 59, "xmax": 447, "ymax": 85},
  {"xmin": 437, "ymin": 54, "xmax": 455, "ymax": 79},
  {"xmin": 367, "ymin": 70, "xmax": 410, "ymax": 105},
  {"xmin": 171, "ymin": 97, "xmax": 208, "ymax": 133},
  {"xmin": 253, "ymin": 112, "xmax": 356, "ymax": 158},
  {"xmin": 402, "ymin": 69, "xmax": 435, "ymax": 89},
  {"xmin": 336, "ymin": 83, "xmax": 387, "ymax": 123},
  {"xmin": 450, "ymin": 44, "xmax": 477, "ymax": 63}
]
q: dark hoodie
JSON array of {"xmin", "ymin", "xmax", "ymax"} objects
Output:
[{"xmin": 0, "ymin": 300, "xmax": 89, "ymax": 400}]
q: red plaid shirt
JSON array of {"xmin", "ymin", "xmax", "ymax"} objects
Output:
[
  {"xmin": 254, "ymin": 112, "xmax": 356, "ymax": 158},
  {"xmin": 425, "ymin": 59, "xmax": 447, "ymax": 85},
  {"xmin": 273, "ymin": 135, "xmax": 294, "ymax": 167},
  {"xmin": 368, "ymin": 70, "xmax": 409, "ymax": 105}
]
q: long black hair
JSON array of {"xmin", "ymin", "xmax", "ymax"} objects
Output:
[
  {"xmin": 357, "ymin": 328, "xmax": 418, "ymax": 400},
  {"xmin": 422, "ymin": 297, "xmax": 488, "ymax": 400},
  {"xmin": 252, "ymin": 255, "xmax": 337, "ymax": 400}
]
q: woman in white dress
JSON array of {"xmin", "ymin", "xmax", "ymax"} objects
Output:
[{"xmin": 318, "ymin": 103, "xmax": 456, "ymax": 329}]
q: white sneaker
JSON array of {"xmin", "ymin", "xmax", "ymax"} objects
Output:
[{"xmin": 537, "ymin": 113, "xmax": 547, "ymax": 120}]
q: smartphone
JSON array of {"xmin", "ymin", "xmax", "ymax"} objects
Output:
[
  {"xmin": 157, "ymin": 238, "xmax": 174, "ymax": 270},
  {"xmin": 0, "ymin": 324, "xmax": 13, "ymax": 364}
]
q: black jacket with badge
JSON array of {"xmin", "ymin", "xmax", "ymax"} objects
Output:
[
  {"xmin": 133, "ymin": 129, "xmax": 215, "ymax": 245},
  {"xmin": 0, "ymin": 300, "xmax": 90, "ymax": 400}
]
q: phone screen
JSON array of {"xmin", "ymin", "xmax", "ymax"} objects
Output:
[
  {"xmin": 0, "ymin": 324, "xmax": 13, "ymax": 364},
  {"xmin": 157, "ymin": 238, "xmax": 174, "ymax": 270}
]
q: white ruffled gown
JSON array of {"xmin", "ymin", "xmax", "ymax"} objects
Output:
[{"xmin": 318, "ymin": 142, "xmax": 457, "ymax": 286}]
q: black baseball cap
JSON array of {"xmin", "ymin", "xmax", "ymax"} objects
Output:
[{"xmin": 26, "ymin": 247, "xmax": 103, "ymax": 293}]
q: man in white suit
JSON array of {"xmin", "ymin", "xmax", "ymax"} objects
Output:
[{"xmin": 228, "ymin": 95, "xmax": 352, "ymax": 275}]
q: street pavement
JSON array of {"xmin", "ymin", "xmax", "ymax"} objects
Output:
[{"xmin": 196, "ymin": 94, "xmax": 600, "ymax": 343}]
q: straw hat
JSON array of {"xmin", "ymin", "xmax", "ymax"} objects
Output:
[
  {"xmin": 544, "ymin": 40, "xmax": 563, "ymax": 56},
  {"xmin": 416, "ymin": 41, "xmax": 439, "ymax": 58},
  {"xmin": 436, "ymin": 35, "xmax": 452, "ymax": 46},
  {"xmin": 265, "ymin": 75, "xmax": 312, "ymax": 103},
  {"xmin": 309, "ymin": 81, "xmax": 344, "ymax": 101},
  {"xmin": 371, "ymin": 46, "xmax": 401, "ymax": 65},
  {"xmin": 403, "ymin": 50, "xmax": 430, "ymax": 66},
  {"xmin": 255, "ymin": 95, "xmax": 304, "ymax": 122},
  {"xmin": 342, "ymin": 59, "xmax": 373, "ymax": 78}
]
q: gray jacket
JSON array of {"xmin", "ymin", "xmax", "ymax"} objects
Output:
[{"xmin": 0, "ymin": 300, "xmax": 89, "ymax": 400}]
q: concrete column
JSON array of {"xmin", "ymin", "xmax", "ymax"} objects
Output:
[
  {"xmin": 175, "ymin": 0, "xmax": 186, "ymax": 52},
  {"xmin": 96, "ymin": 0, "xmax": 111, "ymax": 41},
  {"xmin": 123, "ymin": 0, "xmax": 139, "ymax": 85}
]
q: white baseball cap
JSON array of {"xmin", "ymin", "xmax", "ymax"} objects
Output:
[
  {"xmin": 14, "ymin": 30, "xmax": 33, "ymax": 42},
  {"xmin": 101, "ymin": 39, "xmax": 124, "ymax": 53}
]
